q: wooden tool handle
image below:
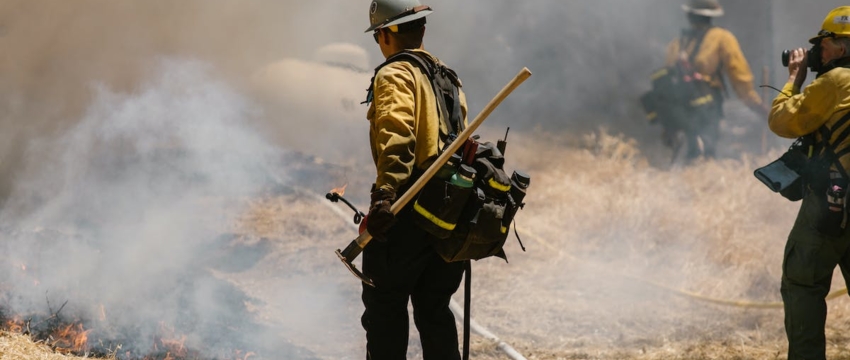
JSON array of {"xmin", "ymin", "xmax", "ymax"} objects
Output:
[{"xmin": 353, "ymin": 67, "xmax": 533, "ymax": 249}]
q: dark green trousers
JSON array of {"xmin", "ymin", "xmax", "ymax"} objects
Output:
[{"xmin": 782, "ymin": 192, "xmax": 850, "ymax": 360}]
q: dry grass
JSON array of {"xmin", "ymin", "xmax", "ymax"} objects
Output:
[
  {"xmin": 7, "ymin": 127, "xmax": 850, "ymax": 359},
  {"xmin": 0, "ymin": 331, "xmax": 107, "ymax": 360}
]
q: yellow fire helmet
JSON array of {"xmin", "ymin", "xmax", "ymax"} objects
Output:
[{"xmin": 810, "ymin": 6, "xmax": 850, "ymax": 44}]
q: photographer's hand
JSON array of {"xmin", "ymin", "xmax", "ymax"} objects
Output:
[{"xmin": 788, "ymin": 47, "xmax": 808, "ymax": 90}]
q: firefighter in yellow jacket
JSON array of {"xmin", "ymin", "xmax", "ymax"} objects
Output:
[
  {"xmin": 768, "ymin": 6, "xmax": 850, "ymax": 360},
  {"xmin": 664, "ymin": 0, "xmax": 768, "ymax": 159},
  {"xmin": 360, "ymin": 0, "xmax": 469, "ymax": 359}
]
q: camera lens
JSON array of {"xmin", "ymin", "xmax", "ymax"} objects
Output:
[{"xmin": 782, "ymin": 49, "xmax": 791, "ymax": 67}]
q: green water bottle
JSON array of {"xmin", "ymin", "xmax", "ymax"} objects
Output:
[
  {"xmin": 450, "ymin": 165, "xmax": 476, "ymax": 188},
  {"xmin": 436, "ymin": 154, "xmax": 462, "ymax": 181}
]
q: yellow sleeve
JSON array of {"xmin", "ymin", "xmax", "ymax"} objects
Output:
[
  {"xmin": 769, "ymin": 76, "xmax": 838, "ymax": 138},
  {"xmin": 664, "ymin": 38, "xmax": 679, "ymax": 67},
  {"xmin": 719, "ymin": 32, "xmax": 762, "ymax": 107},
  {"xmin": 458, "ymin": 88, "xmax": 469, "ymax": 128},
  {"xmin": 372, "ymin": 64, "xmax": 417, "ymax": 192}
]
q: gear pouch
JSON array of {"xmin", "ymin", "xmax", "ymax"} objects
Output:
[
  {"xmin": 434, "ymin": 188, "xmax": 510, "ymax": 263},
  {"xmin": 412, "ymin": 179, "xmax": 473, "ymax": 239},
  {"xmin": 813, "ymin": 175, "xmax": 848, "ymax": 237}
]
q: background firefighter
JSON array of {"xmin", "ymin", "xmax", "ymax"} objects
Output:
[
  {"xmin": 359, "ymin": 0, "xmax": 470, "ymax": 359},
  {"xmin": 768, "ymin": 6, "xmax": 850, "ymax": 360},
  {"xmin": 662, "ymin": 0, "xmax": 769, "ymax": 161}
]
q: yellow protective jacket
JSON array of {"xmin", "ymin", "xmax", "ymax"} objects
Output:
[
  {"xmin": 769, "ymin": 67, "xmax": 850, "ymax": 171},
  {"xmin": 665, "ymin": 27, "xmax": 763, "ymax": 109},
  {"xmin": 367, "ymin": 49, "xmax": 469, "ymax": 193}
]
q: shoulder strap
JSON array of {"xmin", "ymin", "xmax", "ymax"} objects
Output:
[
  {"xmin": 817, "ymin": 109, "xmax": 850, "ymax": 180},
  {"xmin": 367, "ymin": 51, "xmax": 464, "ymax": 141},
  {"xmin": 680, "ymin": 27, "xmax": 713, "ymax": 64},
  {"xmin": 681, "ymin": 27, "xmax": 728, "ymax": 98}
]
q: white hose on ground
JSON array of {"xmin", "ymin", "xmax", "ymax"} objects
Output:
[
  {"xmin": 290, "ymin": 184, "xmax": 529, "ymax": 360},
  {"xmin": 448, "ymin": 301, "xmax": 529, "ymax": 360}
]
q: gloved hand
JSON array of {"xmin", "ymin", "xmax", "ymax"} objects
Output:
[{"xmin": 366, "ymin": 187, "xmax": 397, "ymax": 242}]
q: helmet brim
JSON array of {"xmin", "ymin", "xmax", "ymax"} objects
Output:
[
  {"xmin": 682, "ymin": 5, "xmax": 724, "ymax": 18},
  {"xmin": 365, "ymin": 10, "xmax": 432, "ymax": 33}
]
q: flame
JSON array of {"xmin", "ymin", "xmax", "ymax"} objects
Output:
[
  {"xmin": 330, "ymin": 183, "xmax": 347, "ymax": 196},
  {"xmin": 52, "ymin": 323, "xmax": 90, "ymax": 353},
  {"xmin": 234, "ymin": 350, "xmax": 257, "ymax": 360},
  {"xmin": 154, "ymin": 322, "xmax": 188, "ymax": 358},
  {"xmin": 98, "ymin": 304, "xmax": 106, "ymax": 321},
  {"xmin": 5, "ymin": 317, "xmax": 24, "ymax": 333},
  {"xmin": 16, "ymin": 261, "xmax": 39, "ymax": 285},
  {"xmin": 160, "ymin": 335, "xmax": 187, "ymax": 356}
]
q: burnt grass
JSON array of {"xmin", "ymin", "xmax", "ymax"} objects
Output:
[{"xmin": 0, "ymin": 232, "xmax": 318, "ymax": 360}]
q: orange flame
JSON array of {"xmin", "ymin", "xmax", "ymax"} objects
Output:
[
  {"xmin": 52, "ymin": 323, "xmax": 90, "ymax": 353},
  {"xmin": 160, "ymin": 335, "xmax": 187, "ymax": 356},
  {"xmin": 234, "ymin": 349, "xmax": 257, "ymax": 360},
  {"xmin": 5, "ymin": 317, "xmax": 24, "ymax": 333},
  {"xmin": 330, "ymin": 183, "xmax": 347, "ymax": 196},
  {"xmin": 155, "ymin": 322, "xmax": 188, "ymax": 358}
]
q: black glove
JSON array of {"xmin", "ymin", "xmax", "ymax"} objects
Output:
[{"xmin": 367, "ymin": 187, "xmax": 396, "ymax": 242}]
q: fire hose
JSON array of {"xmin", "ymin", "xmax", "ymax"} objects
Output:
[{"xmin": 518, "ymin": 227, "xmax": 848, "ymax": 309}]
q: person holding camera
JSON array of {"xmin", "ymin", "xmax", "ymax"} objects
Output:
[
  {"xmin": 360, "ymin": 0, "xmax": 469, "ymax": 359},
  {"xmin": 662, "ymin": 0, "xmax": 768, "ymax": 160},
  {"xmin": 768, "ymin": 6, "xmax": 850, "ymax": 360}
]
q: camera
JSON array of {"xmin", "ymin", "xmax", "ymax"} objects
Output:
[{"xmin": 781, "ymin": 46, "xmax": 822, "ymax": 71}]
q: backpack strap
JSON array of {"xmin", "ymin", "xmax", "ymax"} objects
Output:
[
  {"xmin": 817, "ymin": 109, "xmax": 850, "ymax": 180},
  {"xmin": 680, "ymin": 27, "xmax": 725, "ymax": 86},
  {"xmin": 364, "ymin": 51, "xmax": 464, "ymax": 145},
  {"xmin": 680, "ymin": 26, "xmax": 712, "ymax": 64}
]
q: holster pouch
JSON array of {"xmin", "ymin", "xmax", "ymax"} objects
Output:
[
  {"xmin": 434, "ymin": 187, "xmax": 511, "ymax": 263},
  {"xmin": 433, "ymin": 148, "xmax": 513, "ymax": 263},
  {"xmin": 814, "ymin": 195, "xmax": 845, "ymax": 237},
  {"xmin": 813, "ymin": 173, "xmax": 848, "ymax": 237},
  {"xmin": 412, "ymin": 179, "xmax": 473, "ymax": 239}
]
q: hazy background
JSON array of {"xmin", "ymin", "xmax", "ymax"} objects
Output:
[
  {"xmin": 0, "ymin": 0, "xmax": 844, "ymax": 199},
  {"xmin": 0, "ymin": 0, "xmax": 846, "ymax": 358}
]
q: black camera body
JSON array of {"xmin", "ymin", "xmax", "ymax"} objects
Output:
[{"xmin": 781, "ymin": 45, "xmax": 823, "ymax": 72}]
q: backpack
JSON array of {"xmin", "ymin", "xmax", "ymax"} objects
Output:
[
  {"xmin": 367, "ymin": 50, "xmax": 529, "ymax": 262},
  {"xmin": 428, "ymin": 139, "xmax": 528, "ymax": 262},
  {"xmin": 640, "ymin": 27, "xmax": 722, "ymax": 133}
]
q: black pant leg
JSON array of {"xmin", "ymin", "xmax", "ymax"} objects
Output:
[
  {"xmin": 699, "ymin": 117, "xmax": 720, "ymax": 158},
  {"xmin": 361, "ymin": 208, "xmax": 436, "ymax": 360},
  {"xmin": 781, "ymin": 194, "xmax": 843, "ymax": 360},
  {"xmin": 361, "ymin": 280, "xmax": 410, "ymax": 360},
  {"xmin": 410, "ymin": 257, "xmax": 465, "ymax": 360}
]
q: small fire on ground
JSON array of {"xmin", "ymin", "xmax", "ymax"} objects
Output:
[{"xmin": 1, "ymin": 259, "xmax": 259, "ymax": 360}]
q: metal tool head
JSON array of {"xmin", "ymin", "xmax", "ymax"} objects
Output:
[{"xmin": 336, "ymin": 249, "xmax": 375, "ymax": 287}]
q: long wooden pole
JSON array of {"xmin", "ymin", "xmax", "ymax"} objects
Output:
[{"xmin": 336, "ymin": 67, "xmax": 533, "ymax": 284}]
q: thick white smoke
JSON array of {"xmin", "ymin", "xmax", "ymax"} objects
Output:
[{"xmin": 0, "ymin": 59, "xmax": 294, "ymax": 357}]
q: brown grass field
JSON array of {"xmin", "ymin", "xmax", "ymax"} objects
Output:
[{"xmin": 4, "ymin": 128, "xmax": 850, "ymax": 359}]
